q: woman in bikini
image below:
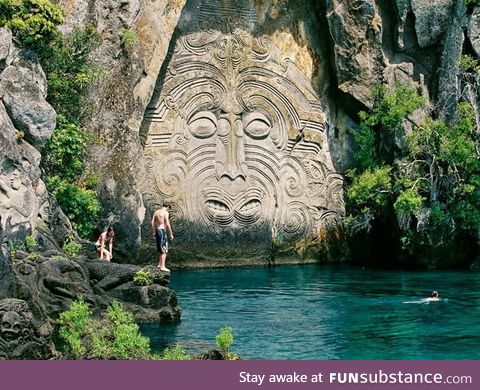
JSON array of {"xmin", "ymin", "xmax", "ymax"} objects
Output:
[{"xmin": 95, "ymin": 226, "xmax": 114, "ymax": 261}]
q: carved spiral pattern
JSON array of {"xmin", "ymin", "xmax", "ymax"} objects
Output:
[{"xmin": 281, "ymin": 201, "xmax": 312, "ymax": 241}]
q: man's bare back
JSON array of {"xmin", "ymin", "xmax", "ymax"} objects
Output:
[
  {"xmin": 152, "ymin": 209, "xmax": 168, "ymax": 230},
  {"xmin": 151, "ymin": 203, "xmax": 173, "ymax": 272}
]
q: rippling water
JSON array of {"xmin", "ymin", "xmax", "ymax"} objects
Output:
[{"xmin": 140, "ymin": 264, "xmax": 480, "ymax": 359}]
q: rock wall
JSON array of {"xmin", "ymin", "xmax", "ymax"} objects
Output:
[
  {"xmin": 3, "ymin": 1, "xmax": 477, "ymax": 266},
  {"xmin": 57, "ymin": 0, "xmax": 187, "ymax": 257},
  {"xmin": 56, "ymin": 0, "xmax": 479, "ymax": 266},
  {"xmin": 0, "ymin": 27, "xmax": 74, "ymax": 268}
]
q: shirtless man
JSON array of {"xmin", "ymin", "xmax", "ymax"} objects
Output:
[{"xmin": 151, "ymin": 203, "xmax": 174, "ymax": 272}]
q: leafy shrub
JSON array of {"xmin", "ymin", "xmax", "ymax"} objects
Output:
[
  {"xmin": 394, "ymin": 188, "xmax": 424, "ymax": 215},
  {"xmin": 43, "ymin": 116, "xmax": 101, "ymax": 238},
  {"xmin": 57, "ymin": 297, "xmax": 90, "ymax": 359},
  {"xmin": 58, "ymin": 299, "xmax": 152, "ymax": 360},
  {"xmin": 27, "ymin": 252, "xmax": 39, "ymax": 261},
  {"xmin": 161, "ymin": 345, "xmax": 191, "ymax": 360},
  {"xmin": 215, "ymin": 326, "xmax": 234, "ymax": 358},
  {"xmin": 346, "ymin": 82, "xmax": 480, "ymax": 262},
  {"xmin": 43, "ymin": 116, "xmax": 87, "ymax": 180},
  {"xmin": 0, "ymin": 0, "xmax": 64, "ymax": 48},
  {"xmin": 25, "ymin": 234, "xmax": 38, "ymax": 251},
  {"xmin": 121, "ymin": 28, "xmax": 137, "ymax": 47},
  {"xmin": 7, "ymin": 239, "xmax": 26, "ymax": 259},
  {"xmin": 465, "ymin": 0, "xmax": 480, "ymax": 7},
  {"xmin": 89, "ymin": 301, "xmax": 151, "ymax": 360},
  {"xmin": 459, "ymin": 54, "xmax": 480, "ymax": 73},
  {"xmin": 347, "ymin": 166, "xmax": 392, "ymax": 211},
  {"xmin": 62, "ymin": 235, "xmax": 82, "ymax": 258},
  {"xmin": 38, "ymin": 25, "xmax": 103, "ymax": 121},
  {"xmin": 133, "ymin": 269, "xmax": 153, "ymax": 286}
]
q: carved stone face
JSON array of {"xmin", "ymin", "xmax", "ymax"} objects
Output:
[
  {"xmin": 1, "ymin": 311, "xmax": 23, "ymax": 341},
  {"xmin": 142, "ymin": 28, "xmax": 344, "ymax": 257}
]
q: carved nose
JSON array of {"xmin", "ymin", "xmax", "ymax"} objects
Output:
[{"xmin": 216, "ymin": 114, "xmax": 247, "ymax": 181}]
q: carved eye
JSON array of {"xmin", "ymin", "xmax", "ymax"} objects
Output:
[
  {"xmin": 187, "ymin": 111, "xmax": 218, "ymax": 139},
  {"xmin": 243, "ymin": 112, "xmax": 271, "ymax": 139}
]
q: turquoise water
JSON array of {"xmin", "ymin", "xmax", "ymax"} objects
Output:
[{"xmin": 140, "ymin": 265, "xmax": 480, "ymax": 359}]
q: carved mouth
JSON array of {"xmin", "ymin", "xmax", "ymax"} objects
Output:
[
  {"xmin": 206, "ymin": 200, "xmax": 230, "ymax": 216},
  {"xmin": 202, "ymin": 185, "xmax": 264, "ymax": 225},
  {"xmin": 1, "ymin": 331, "xmax": 20, "ymax": 341}
]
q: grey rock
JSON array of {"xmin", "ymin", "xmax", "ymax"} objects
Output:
[
  {"xmin": 0, "ymin": 30, "xmax": 68, "ymax": 259},
  {"xmin": 0, "ymin": 298, "xmax": 56, "ymax": 359},
  {"xmin": 437, "ymin": 0, "xmax": 468, "ymax": 122},
  {"xmin": 394, "ymin": 0, "xmax": 411, "ymax": 50},
  {"xmin": 326, "ymin": 0, "xmax": 385, "ymax": 106},
  {"xmin": 11, "ymin": 255, "xmax": 179, "ymax": 323},
  {"xmin": 411, "ymin": 0, "xmax": 455, "ymax": 48},
  {"xmin": 468, "ymin": 7, "xmax": 480, "ymax": 58},
  {"xmin": 0, "ymin": 244, "xmax": 13, "ymax": 299},
  {"xmin": 0, "ymin": 27, "xmax": 12, "ymax": 62},
  {"xmin": 56, "ymin": 0, "xmax": 186, "ymax": 257},
  {"xmin": 0, "ymin": 50, "xmax": 56, "ymax": 149}
]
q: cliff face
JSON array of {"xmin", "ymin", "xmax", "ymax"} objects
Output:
[
  {"xmin": 1, "ymin": 27, "xmax": 73, "ymax": 294},
  {"xmin": 56, "ymin": 0, "xmax": 479, "ymax": 265},
  {"xmin": 1, "ymin": 1, "xmax": 478, "ymax": 266}
]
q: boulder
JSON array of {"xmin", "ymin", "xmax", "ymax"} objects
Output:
[
  {"xmin": 411, "ymin": 0, "xmax": 455, "ymax": 48},
  {"xmin": 0, "ymin": 298, "xmax": 56, "ymax": 359},
  {"xmin": 0, "ymin": 27, "xmax": 11, "ymax": 62},
  {"xmin": 11, "ymin": 255, "xmax": 180, "ymax": 323},
  {"xmin": 0, "ymin": 48, "xmax": 56, "ymax": 149},
  {"xmin": 468, "ymin": 7, "xmax": 480, "ymax": 58},
  {"xmin": 326, "ymin": 0, "xmax": 385, "ymax": 106}
]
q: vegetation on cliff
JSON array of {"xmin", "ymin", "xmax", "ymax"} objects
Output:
[
  {"xmin": 346, "ymin": 84, "xmax": 480, "ymax": 267},
  {"xmin": 58, "ymin": 298, "xmax": 238, "ymax": 360},
  {"xmin": 1, "ymin": 0, "xmax": 102, "ymax": 238}
]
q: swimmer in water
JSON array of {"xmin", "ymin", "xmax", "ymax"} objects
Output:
[
  {"xmin": 423, "ymin": 291, "xmax": 440, "ymax": 302},
  {"xmin": 403, "ymin": 291, "xmax": 442, "ymax": 304}
]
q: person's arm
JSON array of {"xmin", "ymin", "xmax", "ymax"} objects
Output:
[
  {"xmin": 151, "ymin": 212, "xmax": 156, "ymax": 238},
  {"xmin": 166, "ymin": 213, "xmax": 174, "ymax": 240},
  {"xmin": 109, "ymin": 238, "xmax": 113, "ymax": 257}
]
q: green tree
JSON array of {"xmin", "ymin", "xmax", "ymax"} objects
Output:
[
  {"xmin": 0, "ymin": 0, "xmax": 64, "ymax": 48},
  {"xmin": 346, "ymin": 82, "xmax": 479, "ymax": 264}
]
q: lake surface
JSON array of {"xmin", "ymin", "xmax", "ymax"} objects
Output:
[{"xmin": 140, "ymin": 264, "xmax": 480, "ymax": 359}]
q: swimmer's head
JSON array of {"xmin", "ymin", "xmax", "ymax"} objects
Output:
[{"xmin": 431, "ymin": 291, "xmax": 439, "ymax": 298}]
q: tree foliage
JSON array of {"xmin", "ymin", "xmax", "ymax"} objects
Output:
[
  {"xmin": 346, "ymin": 82, "xmax": 480, "ymax": 261},
  {"xmin": 0, "ymin": 0, "xmax": 63, "ymax": 48},
  {"xmin": 38, "ymin": 25, "xmax": 103, "ymax": 122}
]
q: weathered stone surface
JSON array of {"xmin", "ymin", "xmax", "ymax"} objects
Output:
[
  {"xmin": 326, "ymin": 0, "xmax": 385, "ymax": 106},
  {"xmin": 0, "ymin": 244, "xmax": 13, "ymax": 299},
  {"xmin": 55, "ymin": 0, "xmax": 186, "ymax": 257},
  {"xmin": 394, "ymin": 0, "xmax": 411, "ymax": 50},
  {"xmin": 411, "ymin": 0, "xmax": 455, "ymax": 48},
  {"xmin": 0, "ymin": 47, "xmax": 56, "ymax": 149},
  {"xmin": 0, "ymin": 27, "xmax": 11, "ymax": 62},
  {"xmin": 0, "ymin": 28, "xmax": 72, "ymax": 254},
  {"xmin": 0, "ymin": 298, "xmax": 56, "ymax": 359},
  {"xmin": 11, "ymin": 255, "xmax": 179, "ymax": 323},
  {"xmin": 468, "ymin": 7, "xmax": 480, "ymax": 58},
  {"xmin": 140, "ymin": 0, "xmax": 344, "ymax": 261},
  {"xmin": 437, "ymin": 0, "xmax": 468, "ymax": 122}
]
